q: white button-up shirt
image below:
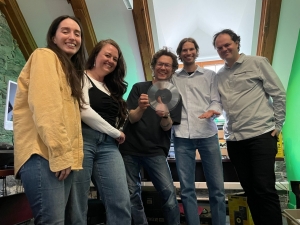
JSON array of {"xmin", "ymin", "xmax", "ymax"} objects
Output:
[{"xmin": 171, "ymin": 66, "xmax": 222, "ymax": 139}]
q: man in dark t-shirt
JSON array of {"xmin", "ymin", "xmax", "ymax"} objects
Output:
[{"xmin": 120, "ymin": 48, "xmax": 182, "ymax": 225}]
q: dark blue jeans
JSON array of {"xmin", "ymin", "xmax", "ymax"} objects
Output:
[
  {"xmin": 122, "ymin": 154, "xmax": 180, "ymax": 225},
  {"xmin": 227, "ymin": 131, "xmax": 282, "ymax": 225}
]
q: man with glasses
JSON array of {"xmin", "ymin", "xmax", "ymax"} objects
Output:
[
  {"xmin": 213, "ymin": 29, "xmax": 285, "ymax": 225},
  {"xmin": 171, "ymin": 38, "xmax": 226, "ymax": 225},
  {"xmin": 120, "ymin": 48, "xmax": 182, "ymax": 225}
]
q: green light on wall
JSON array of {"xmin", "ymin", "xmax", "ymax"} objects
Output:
[{"xmin": 283, "ymin": 29, "xmax": 300, "ymax": 209}]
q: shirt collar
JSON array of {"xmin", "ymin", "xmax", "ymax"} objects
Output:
[
  {"xmin": 225, "ymin": 53, "xmax": 245, "ymax": 69},
  {"xmin": 176, "ymin": 65, "xmax": 204, "ymax": 76}
]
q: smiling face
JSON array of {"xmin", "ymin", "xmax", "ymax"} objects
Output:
[
  {"xmin": 94, "ymin": 43, "xmax": 119, "ymax": 77},
  {"xmin": 52, "ymin": 18, "xmax": 81, "ymax": 58},
  {"xmin": 215, "ymin": 33, "xmax": 240, "ymax": 67},
  {"xmin": 153, "ymin": 55, "xmax": 173, "ymax": 82},
  {"xmin": 179, "ymin": 41, "xmax": 198, "ymax": 65}
]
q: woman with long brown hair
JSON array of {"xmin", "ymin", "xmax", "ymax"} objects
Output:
[
  {"xmin": 71, "ymin": 39, "xmax": 131, "ymax": 224},
  {"xmin": 13, "ymin": 15, "xmax": 86, "ymax": 224}
]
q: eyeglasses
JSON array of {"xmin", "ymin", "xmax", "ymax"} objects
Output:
[{"xmin": 156, "ymin": 62, "xmax": 172, "ymax": 69}]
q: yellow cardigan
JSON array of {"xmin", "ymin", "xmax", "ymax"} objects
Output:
[{"xmin": 13, "ymin": 48, "xmax": 83, "ymax": 176}]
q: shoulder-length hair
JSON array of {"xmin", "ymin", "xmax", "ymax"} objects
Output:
[
  {"xmin": 46, "ymin": 15, "xmax": 86, "ymax": 108},
  {"xmin": 86, "ymin": 39, "xmax": 128, "ymax": 124},
  {"xmin": 176, "ymin": 37, "xmax": 199, "ymax": 61}
]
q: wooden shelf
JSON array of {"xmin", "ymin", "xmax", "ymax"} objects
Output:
[{"xmin": 0, "ymin": 169, "xmax": 14, "ymax": 177}]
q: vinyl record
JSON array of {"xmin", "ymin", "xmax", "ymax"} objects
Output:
[{"xmin": 147, "ymin": 81, "xmax": 180, "ymax": 111}]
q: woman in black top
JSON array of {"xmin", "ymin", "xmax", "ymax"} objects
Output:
[{"xmin": 70, "ymin": 39, "xmax": 131, "ymax": 224}]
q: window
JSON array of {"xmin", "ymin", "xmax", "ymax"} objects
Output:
[{"xmin": 204, "ymin": 64, "xmax": 224, "ymax": 73}]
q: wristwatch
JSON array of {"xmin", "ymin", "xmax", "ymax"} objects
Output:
[{"xmin": 162, "ymin": 112, "xmax": 170, "ymax": 118}]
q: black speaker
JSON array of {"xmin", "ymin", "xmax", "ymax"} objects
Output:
[
  {"xmin": 0, "ymin": 153, "xmax": 14, "ymax": 169},
  {"xmin": 291, "ymin": 181, "xmax": 300, "ymax": 209},
  {"xmin": 234, "ymin": 211, "xmax": 244, "ymax": 225},
  {"xmin": 87, "ymin": 199, "xmax": 106, "ymax": 225}
]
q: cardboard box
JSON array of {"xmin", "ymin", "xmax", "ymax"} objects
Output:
[
  {"xmin": 228, "ymin": 193, "xmax": 254, "ymax": 225},
  {"xmin": 283, "ymin": 209, "xmax": 300, "ymax": 225},
  {"xmin": 218, "ymin": 129, "xmax": 224, "ymax": 139}
]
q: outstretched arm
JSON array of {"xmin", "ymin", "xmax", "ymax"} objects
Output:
[{"xmin": 198, "ymin": 110, "xmax": 221, "ymax": 119}]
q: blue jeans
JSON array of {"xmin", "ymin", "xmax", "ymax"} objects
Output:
[
  {"xmin": 122, "ymin": 155, "xmax": 180, "ymax": 225},
  {"xmin": 19, "ymin": 154, "xmax": 74, "ymax": 225},
  {"xmin": 69, "ymin": 124, "xmax": 131, "ymax": 225},
  {"xmin": 174, "ymin": 134, "xmax": 226, "ymax": 225}
]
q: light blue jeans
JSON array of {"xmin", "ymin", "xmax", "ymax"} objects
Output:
[
  {"xmin": 19, "ymin": 154, "xmax": 74, "ymax": 225},
  {"xmin": 122, "ymin": 154, "xmax": 180, "ymax": 225},
  {"xmin": 174, "ymin": 134, "xmax": 226, "ymax": 225},
  {"xmin": 68, "ymin": 123, "xmax": 131, "ymax": 225}
]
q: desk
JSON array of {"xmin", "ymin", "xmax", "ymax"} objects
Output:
[
  {"xmin": 0, "ymin": 168, "xmax": 14, "ymax": 176},
  {"xmin": 0, "ymin": 169, "xmax": 33, "ymax": 225},
  {"xmin": 0, "ymin": 193, "xmax": 33, "ymax": 225}
]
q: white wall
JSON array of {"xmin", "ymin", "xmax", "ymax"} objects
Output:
[
  {"xmin": 86, "ymin": 0, "xmax": 145, "ymax": 98},
  {"xmin": 272, "ymin": 0, "xmax": 300, "ymax": 90}
]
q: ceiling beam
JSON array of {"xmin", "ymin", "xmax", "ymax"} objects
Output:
[
  {"xmin": 132, "ymin": 0, "xmax": 155, "ymax": 81},
  {"xmin": 257, "ymin": 0, "xmax": 282, "ymax": 64},
  {"xmin": 67, "ymin": 0, "xmax": 97, "ymax": 55},
  {"xmin": 0, "ymin": 0, "xmax": 37, "ymax": 60}
]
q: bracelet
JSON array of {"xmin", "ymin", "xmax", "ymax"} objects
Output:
[{"xmin": 162, "ymin": 112, "xmax": 170, "ymax": 119}]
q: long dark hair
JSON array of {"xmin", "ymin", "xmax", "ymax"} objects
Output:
[
  {"xmin": 86, "ymin": 39, "xmax": 128, "ymax": 124},
  {"xmin": 46, "ymin": 15, "xmax": 86, "ymax": 108}
]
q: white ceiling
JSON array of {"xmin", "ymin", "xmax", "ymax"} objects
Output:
[{"xmin": 15, "ymin": 0, "xmax": 262, "ymax": 87}]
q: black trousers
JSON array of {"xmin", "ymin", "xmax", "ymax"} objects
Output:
[{"xmin": 227, "ymin": 131, "xmax": 282, "ymax": 225}]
